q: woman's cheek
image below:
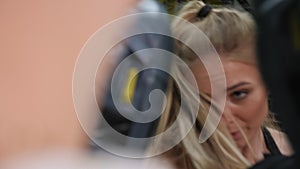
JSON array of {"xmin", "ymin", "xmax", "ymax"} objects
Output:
[{"xmin": 244, "ymin": 94, "xmax": 268, "ymax": 126}]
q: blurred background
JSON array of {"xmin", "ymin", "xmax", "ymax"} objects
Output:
[
  {"xmin": 1, "ymin": 0, "xmax": 299, "ymax": 168},
  {"xmin": 0, "ymin": 0, "xmax": 137, "ymax": 163}
]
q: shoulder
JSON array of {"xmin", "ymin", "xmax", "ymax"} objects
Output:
[{"xmin": 267, "ymin": 127, "xmax": 294, "ymax": 156}]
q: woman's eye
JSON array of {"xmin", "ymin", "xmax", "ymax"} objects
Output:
[{"xmin": 231, "ymin": 90, "xmax": 248, "ymax": 100}]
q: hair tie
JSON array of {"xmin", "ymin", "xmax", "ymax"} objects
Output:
[{"xmin": 197, "ymin": 5, "xmax": 212, "ymax": 18}]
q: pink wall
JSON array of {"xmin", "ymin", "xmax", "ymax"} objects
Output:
[{"xmin": 0, "ymin": 0, "xmax": 136, "ymax": 161}]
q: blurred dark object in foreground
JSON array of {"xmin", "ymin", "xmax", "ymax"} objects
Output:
[
  {"xmin": 92, "ymin": 0, "xmax": 173, "ymax": 152},
  {"xmin": 252, "ymin": 0, "xmax": 300, "ymax": 168}
]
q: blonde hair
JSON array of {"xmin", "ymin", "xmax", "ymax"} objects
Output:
[
  {"xmin": 173, "ymin": 0, "xmax": 256, "ymax": 64},
  {"xmin": 149, "ymin": 1, "xmax": 274, "ymax": 169},
  {"xmin": 153, "ymin": 79, "xmax": 250, "ymax": 169}
]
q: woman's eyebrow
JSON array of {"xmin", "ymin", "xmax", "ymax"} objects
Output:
[{"xmin": 227, "ymin": 82, "xmax": 250, "ymax": 92}]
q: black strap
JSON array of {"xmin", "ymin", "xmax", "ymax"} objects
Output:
[
  {"xmin": 249, "ymin": 155, "xmax": 296, "ymax": 169},
  {"xmin": 262, "ymin": 127, "xmax": 282, "ymax": 156}
]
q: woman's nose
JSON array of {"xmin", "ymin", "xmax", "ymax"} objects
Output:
[{"xmin": 222, "ymin": 102, "xmax": 235, "ymax": 124}]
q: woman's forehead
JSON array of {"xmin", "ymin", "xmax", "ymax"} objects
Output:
[{"xmin": 190, "ymin": 59, "xmax": 261, "ymax": 93}]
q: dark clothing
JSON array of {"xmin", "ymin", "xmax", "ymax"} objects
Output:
[
  {"xmin": 248, "ymin": 128, "xmax": 296, "ymax": 169},
  {"xmin": 262, "ymin": 127, "xmax": 281, "ymax": 158}
]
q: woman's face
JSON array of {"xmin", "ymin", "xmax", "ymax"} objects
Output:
[{"xmin": 190, "ymin": 51, "xmax": 268, "ymax": 149}]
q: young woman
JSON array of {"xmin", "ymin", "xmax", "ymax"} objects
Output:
[{"xmin": 152, "ymin": 1, "xmax": 293, "ymax": 169}]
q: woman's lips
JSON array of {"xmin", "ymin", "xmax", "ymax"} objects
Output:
[{"xmin": 231, "ymin": 131, "xmax": 242, "ymax": 140}]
